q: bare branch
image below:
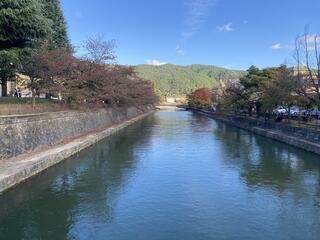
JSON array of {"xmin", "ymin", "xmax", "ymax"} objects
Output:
[
  {"xmin": 83, "ymin": 36, "xmax": 117, "ymax": 64},
  {"xmin": 294, "ymin": 36, "xmax": 301, "ymax": 83},
  {"xmin": 315, "ymin": 35, "xmax": 320, "ymax": 78}
]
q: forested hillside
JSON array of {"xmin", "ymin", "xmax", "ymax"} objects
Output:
[{"xmin": 136, "ymin": 64, "xmax": 245, "ymax": 97}]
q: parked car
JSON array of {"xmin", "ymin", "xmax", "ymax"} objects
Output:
[
  {"xmin": 273, "ymin": 106, "xmax": 287, "ymax": 115},
  {"xmin": 300, "ymin": 108, "xmax": 320, "ymax": 119},
  {"xmin": 301, "ymin": 109, "xmax": 311, "ymax": 117},
  {"xmin": 310, "ymin": 108, "xmax": 320, "ymax": 119},
  {"xmin": 288, "ymin": 106, "xmax": 300, "ymax": 116},
  {"xmin": 239, "ymin": 107, "xmax": 249, "ymax": 114}
]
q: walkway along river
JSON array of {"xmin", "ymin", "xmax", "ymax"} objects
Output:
[{"xmin": 0, "ymin": 111, "xmax": 320, "ymax": 239}]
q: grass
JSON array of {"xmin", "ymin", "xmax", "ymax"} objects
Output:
[
  {"xmin": 0, "ymin": 97, "xmax": 70, "ymax": 116},
  {"xmin": 0, "ymin": 97, "xmax": 61, "ymax": 105}
]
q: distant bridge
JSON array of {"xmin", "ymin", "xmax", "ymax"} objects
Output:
[{"xmin": 155, "ymin": 104, "xmax": 187, "ymax": 111}]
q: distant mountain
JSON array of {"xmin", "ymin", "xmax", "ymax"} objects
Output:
[{"xmin": 135, "ymin": 64, "xmax": 245, "ymax": 97}]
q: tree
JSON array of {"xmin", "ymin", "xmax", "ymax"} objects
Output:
[
  {"xmin": 76, "ymin": 62, "xmax": 157, "ymax": 106},
  {"xmin": 293, "ymin": 29, "xmax": 320, "ymax": 106},
  {"xmin": 0, "ymin": 0, "xmax": 48, "ymax": 49},
  {"xmin": 187, "ymin": 88, "xmax": 212, "ymax": 109},
  {"xmin": 79, "ymin": 36, "xmax": 157, "ymax": 105},
  {"xmin": 22, "ymin": 47, "xmax": 84, "ymax": 104},
  {"xmin": 219, "ymin": 79, "xmax": 250, "ymax": 113},
  {"xmin": 135, "ymin": 64, "xmax": 245, "ymax": 97},
  {"xmin": 22, "ymin": 38, "xmax": 158, "ymax": 107},
  {"xmin": 0, "ymin": 50, "xmax": 20, "ymax": 96},
  {"xmin": 220, "ymin": 66, "xmax": 297, "ymax": 118},
  {"xmin": 0, "ymin": 0, "xmax": 49, "ymax": 96},
  {"xmin": 238, "ymin": 66, "xmax": 267, "ymax": 116},
  {"xmin": 41, "ymin": 0, "xmax": 70, "ymax": 49},
  {"xmin": 22, "ymin": 47, "xmax": 74, "ymax": 104},
  {"xmin": 260, "ymin": 66, "xmax": 297, "ymax": 115},
  {"xmin": 82, "ymin": 36, "xmax": 116, "ymax": 64},
  {"xmin": 240, "ymin": 66, "xmax": 264, "ymax": 89}
]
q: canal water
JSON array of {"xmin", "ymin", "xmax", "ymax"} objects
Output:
[{"xmin": 0, "ymin": 111, "xmax": 320, "ymax": 240}]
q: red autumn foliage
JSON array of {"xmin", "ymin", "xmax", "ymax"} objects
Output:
[
  {"xmin": 23, "ymin": 47, "xmax": 80, "ymax": 102},
  {"xmin": 187, "ymin": 87, "xmax": 212, "ymax": 108},
  {"xmin": 192, "ymin": 88, "xmax": 212, "ymax": 102},
  {"xmin": 76, "ymin": 62, "xmax": 158, "ymax": 106},
  {"xmin": 23, "ymin": 43, "xmax": 158, "ymax": 106}
]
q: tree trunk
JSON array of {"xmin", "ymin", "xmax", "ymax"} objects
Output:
[
  {"xmin": 32, "ymin": 89, "xmax": 36, "ymax": 108},
  {"xmin": 1, "ymin": 76, "xmax": 8, "ymax": 97}
]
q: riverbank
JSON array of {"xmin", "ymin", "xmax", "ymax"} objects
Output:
[
  {"xmin": 0, "ymin": 106, "xmax": 154, "ymax": 159},
  {"xmin": 0, "ymin": 107, "xmax": 154, "ymax": 194},
  {"xmin": 2, "ymin": 110, "xmax": 319, "ymax": 240},
  {"xmin": 191, "ymin": 108, "xmax": 320, "ymax": 155}
]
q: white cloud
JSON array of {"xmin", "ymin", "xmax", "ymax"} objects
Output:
[
  {"xmin": 146, "ymin": 59, "xmax": 167, "ymax": 66},
  {"xmin": 271, "ymin": 43, "xmax": 292, "ymax": 50},
  {"xmin": 217, "ymin": 22, "xmax": 234, "ymax": 32},
  {"xmin": 271, "ymin": 34, "xmax": 319, "ymax": 52},
  {"xmin": 182, "ymin": 0, "xmax": 216, "ymax": 38},
  {"xmin": 176, "ymin": 45, "xmax": 185, "ymax": 56}
]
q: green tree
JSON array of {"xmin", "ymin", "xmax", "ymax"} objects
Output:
[
  {"xmin": 0, "ymin": 50, "xmax": 20, "ymax": 96},
  {"xmin": 0, "ymin": 0, "xmax": 49, "ymax": 96},
  {"xmin": 260, "ymin": 66, "xmax": 304, "ymax": 120},
  {"xmin": 223, "ymin": 65, "xmax": 299, "ymax": 118},
  {"xmin": 41, "ymin": 0, "xmax": 70, "ymax": 49},
  {"xmin": 239, "ymin": 66, "xmax": 267, "ymax": 116},
  {"xmin": 240, "ymin": 66, "xmax": 266, "ymax": 89},
  {"xmin": 135, "ymin": 64, "xmax": 245, "ymax": 97},
  {"xmin": 219, "ymin": 79, "xmax": 250, "ymax": 113}
]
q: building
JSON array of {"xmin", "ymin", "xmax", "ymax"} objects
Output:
[
  {"xmin": 0, "ymin": 73, "xmax": 32, "ymax": 97},
  {"xmin": 290, "ymin": 65, "xmax": 318, "ymax": 84}
]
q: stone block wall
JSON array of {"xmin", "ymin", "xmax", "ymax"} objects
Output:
[
  {"xmin": 191, "ymin": 108, "xmax": 320, "ymax": 155},
  {"xmin": 227, "ymin": 116, "xmax": 320, "ymax": 142},
  {"xmin": 0, "ymin": 105, "xmax": 153, "ymax": 159}
]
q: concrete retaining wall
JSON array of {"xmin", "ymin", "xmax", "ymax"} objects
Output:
[
  {"xmin": 0, "ymin": 105, "xmax": 154, "ymax": 160},
  {"xmin": 191, "ymin": 108, "xmax": 320, "ymax": 155},
  {"xmin": 0, "ymin": 111, "xmax": 154, "ymax": 193}
]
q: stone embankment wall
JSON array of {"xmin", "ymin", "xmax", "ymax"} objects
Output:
[
  {"xmin": 0, "ymin": 105, "xmax": 153, "ymax": 160},
  {"xmin": 191, "ymin": 108, "xmax": 320, "ymax": 155}
]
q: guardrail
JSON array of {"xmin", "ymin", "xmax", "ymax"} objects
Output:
[{"xmin": 235, "ymin": 113, "xmax": 320, "ymax": 132}]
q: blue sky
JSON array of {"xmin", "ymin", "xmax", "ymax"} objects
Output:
[{"xmin": 61, "ymin": 0, "xmax": 320, "ymax": 70}]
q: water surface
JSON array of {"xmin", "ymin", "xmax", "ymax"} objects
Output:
[{"xmin": 0, "ymin": 111, "xmax": 320, "ymax": 240}]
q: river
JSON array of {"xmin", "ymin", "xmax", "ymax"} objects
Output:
[{"xmin": 0, "ymin": 111, "xmax": 319, "ymax": 240}]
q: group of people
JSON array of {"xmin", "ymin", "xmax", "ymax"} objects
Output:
[{"xmin": 12, "ymin": 89, "xmax": 22, "ymax": 98}]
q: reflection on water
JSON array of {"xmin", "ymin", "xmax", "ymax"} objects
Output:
[
  {"xmin": 0, "ymin": 118, "xmax": 154, "ymax": 240},
  {"xmin": 215, "ymin": 123, "xmax": 320, "ymax": 195},
  {"xmin": 0, "ymin": 111, "xmax": 319, "ymax": 240}
]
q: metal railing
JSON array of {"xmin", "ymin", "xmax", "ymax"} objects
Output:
[{"xmin": 231, "ymin": 112, "xmax": 320, "ymax": 132}]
